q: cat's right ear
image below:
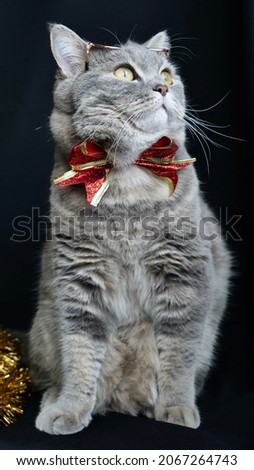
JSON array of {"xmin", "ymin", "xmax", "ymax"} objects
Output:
[
  {"xmin": 145, "ymin": 31, "xmax": 171, "ymax": 51},
  {"xmin": 49, "ymin": 24, "xmax": 86, "ymax": 78}
]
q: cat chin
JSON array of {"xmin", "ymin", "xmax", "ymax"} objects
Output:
[
  {"xmin": 140, "ymin": 105, "xmax": 182, "ymax": 137},
  {"xmin": 151, "ymin": 107, "xmax": 169, "ymax": 127}
]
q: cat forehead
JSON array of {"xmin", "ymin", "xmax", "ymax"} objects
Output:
[
  {"xmin": 89, "ymin": 42, "xmax": 171, "ymax": 70},
  {"xmin": 50, "ymin": 25, "xmax": 172, "ymax": 78}
]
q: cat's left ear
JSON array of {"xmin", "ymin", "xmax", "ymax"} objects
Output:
[{"xmin": 144, "ymin": 31, "xmax": 170, "ymax": 50}]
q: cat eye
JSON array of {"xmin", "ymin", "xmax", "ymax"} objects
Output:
[
  {"xmin": 114, "ymin": 66, "xmax": 135, "ymax": 81},
  {"xmin": 160, "ymin": 70, "xmax": 173, "ymax": 86}
]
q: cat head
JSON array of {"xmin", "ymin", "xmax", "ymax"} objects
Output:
[{"xmin": 49, "ymin": 24, "xmax": 186, "ymax": 167}]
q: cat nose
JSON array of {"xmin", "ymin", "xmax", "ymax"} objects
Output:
[{"xmin": 153, "ymin": 84, "xmax": 168, "ymax": 96}]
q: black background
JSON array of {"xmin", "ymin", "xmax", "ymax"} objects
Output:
[{"xmin": 0, "ymin": 0, "xmax": 253, "ymax": 449}]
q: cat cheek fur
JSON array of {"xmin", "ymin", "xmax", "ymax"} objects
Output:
[{"xmin": 28, "ymin": 24, "xmax": 231, "ymax": 434}]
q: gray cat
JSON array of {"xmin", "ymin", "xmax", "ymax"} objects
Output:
[{"xmin": 28, "ymin": 24, "xmax": 231, "ymax": 435}]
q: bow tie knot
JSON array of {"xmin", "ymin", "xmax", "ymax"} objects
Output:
[{"xmin": 54, "ymin": 137, "xmax": 195, "ymax": 206}]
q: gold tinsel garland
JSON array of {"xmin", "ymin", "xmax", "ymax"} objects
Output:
[{"xmin": 0, "ymin": 327, "xmax": 31, "ymax": 425}]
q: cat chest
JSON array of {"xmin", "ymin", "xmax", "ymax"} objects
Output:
[{"xmin": 107, "ymin": 259, "xmax": 154, "ymax": 324}]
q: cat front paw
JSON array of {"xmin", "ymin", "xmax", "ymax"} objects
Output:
[
  {"xmin": 35, "ymin": 405, "xmax": 92, "ymax": 435},
  {"xmin": 155, "ymin": 404, "xmax": 200, "ymax": 429}
]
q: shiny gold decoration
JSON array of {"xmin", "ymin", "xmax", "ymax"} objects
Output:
[
  {"xmin": 0, "ymin": 327, "xmax": 31, "ymax": 425},
  {"xmin": 54, "ymin": 137, "xmax": 196, "ymax": 207}
]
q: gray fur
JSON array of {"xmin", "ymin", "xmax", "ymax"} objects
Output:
[{"xmin": 28, "ymin": 24, "xmax": 231, "ymax": 434}]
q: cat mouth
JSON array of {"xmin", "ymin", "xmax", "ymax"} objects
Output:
[{"xmin": 155, "ymin": 103, "xmax": 168, "ymax": 115}]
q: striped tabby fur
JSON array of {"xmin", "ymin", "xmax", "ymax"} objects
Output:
[{"xmin": 28, "ymin": 24, "xmax": 231, "ymax": 434}]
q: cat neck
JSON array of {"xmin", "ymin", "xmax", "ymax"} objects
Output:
[{"xmin": 105, "ymin": 161, "xmax": 195, "ymax": 207}]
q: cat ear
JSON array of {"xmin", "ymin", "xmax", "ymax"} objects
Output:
[
  {"xmin": 145, "ymin": 31, "xmax": 170, "ymax": 50},
  {"xmin": 49, "ymin": 24, "xmax": 86, "ymax": 77}
]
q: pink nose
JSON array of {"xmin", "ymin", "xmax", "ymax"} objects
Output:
[{"xmin": 153, "ymin": 84, "xmax": 168, "ymax": 96}]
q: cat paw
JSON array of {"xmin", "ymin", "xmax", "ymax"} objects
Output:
[
  {"xmin": 155, "ymin": 404, "xmax": 200, "ymax": 429},
  {"xmin": 35, "ymin": 405, "xmax": 92, "ymax": 435}
]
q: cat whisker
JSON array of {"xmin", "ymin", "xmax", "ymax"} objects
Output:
[
  {"xmin": 183, "ymin": 92, "xmax": 245, "ymax": 173},
  {"xmin": 170, "ymin": 34, "xmax": 197, "ymax": 60},
  {"xmin": 110, "ymin": 108, "xmax": 145, "ymax": 160},
  {"xmin": 98, "ymin": 27, "xmax": 122, "ymax": 46},
  {"xmin": 185, "ymin": 115, "xmax": 230, "ymax": 144},
  {"xmin": 170, "ymin": 32, "xmax": 198, "ymax": 42},
  {"xmin": 186, "ymin": 117, "xmax": 229, "ymax": 150},
  {"xmin": 185, "ymin": 112, "xmax": 231, "ymax": 129},
  {"xmin": 171, "ymin": 52, "xmax": 194, "ymax": 62},
  {"xmin": 185, "ymin": 112, "xmax": 245, "ymax": 143},
  {"xmin": 171, "ymin": 45, "xmax": 195, "ymax": 60},
  {"xmin": 84, "ymin": 105, "xmax": 145, "ymax": 159},
  {"xmin": 114, "ymin": 109, "xmax": 145, "ymax": 145},
  {"xmin": 127, "ymin": 24, "xmax": 138, "ymax": 41},
  {"xmin": 184, "ymin": 119, "xmax": 211, "ymax": 172},
  {"xmin": 187, "ymin": 92, "xmax": 231, "ymax": 113}
]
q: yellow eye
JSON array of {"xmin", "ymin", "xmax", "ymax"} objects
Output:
[
  {"xmin": 114, "ymin": 67, "xmax": 135, "ymax": 81},
  {"xmin": 160, "ymin": 70, "xmax": 173, "ymax": 86}
]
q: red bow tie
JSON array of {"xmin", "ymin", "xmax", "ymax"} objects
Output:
[{"xmin": 54, "ymin": 137, "xmax": 195, "ymax": 206}]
